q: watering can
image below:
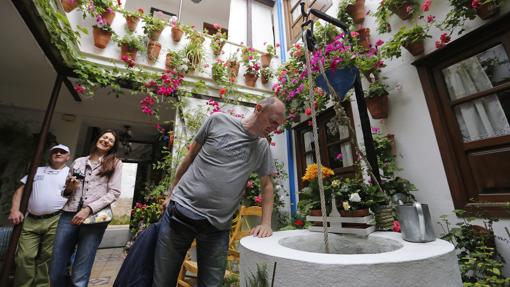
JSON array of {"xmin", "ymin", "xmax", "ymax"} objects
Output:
[{"xmin": 397, "ymin": 202, "xmax": 436, "ymax": 243}]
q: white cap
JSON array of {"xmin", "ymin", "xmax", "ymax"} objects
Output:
[{"xmin": 50, "ymin": 144, "xmax": 70, "ymax": 154}]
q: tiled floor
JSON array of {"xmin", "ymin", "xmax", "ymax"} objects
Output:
[{"xmin": 89, "ymin": 248, "xmax": 126, "ymax": 287}]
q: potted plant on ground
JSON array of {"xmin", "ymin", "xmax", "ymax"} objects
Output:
[
  {"xmin": 122, "ymin": 8, "xmax": 144, "ymax": 32},
  {"xmin": 260, "ymin": 67, "xmax": 273, "ymax": 84},
  {"xmin": 365, "ymin": 80, "xmax": 389, "ymax": 119},
  {"xmin": 92, "ymin": 21, "xmax": 114, "ymax": 49},
  {"xmin": 261, "ymin": 43, "xmax": 278, "ymax": 68},
  {"xmin": 374, "ymin": 0, "xmax": 418, "ymax": 33},
  {"xmin": 114, "ymin": 34, "xmax": 145, "ymax": 61},
  {"xmin": 61, "ymin": 0, "xmax": 81, "ymax": 13},
  {"xmin": 210, "ymin": 23, "xmax": 227, "ymax": 56},
  {"xmin": 143, "ymin": 15, "xmax": 166, "ymax": 41},
  {"xmin": 170, "ymin": 16, "xmax": 184, "ymax": 42},
  {"xmin": 241, "ymin": 46, "xmax": 261, "ymax": 87},
  {"xmin": 381, "ymin": 23, "xmax": 431, "ymax": 58}
]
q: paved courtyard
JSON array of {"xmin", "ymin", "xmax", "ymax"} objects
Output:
[{"xmin": 89, "ymin": 248, "xmax": 125, "ymax": 287}]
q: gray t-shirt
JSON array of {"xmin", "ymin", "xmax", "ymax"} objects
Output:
[{"xmin": 172, "ymin": 112, "xmax": 274, "ymax": 230}]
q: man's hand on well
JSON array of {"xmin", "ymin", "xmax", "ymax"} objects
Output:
[{"xmin": 250, "ymin": 224, "xmax": 272, "ymax": 238}]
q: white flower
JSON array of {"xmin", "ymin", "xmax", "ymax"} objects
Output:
[
  {"xmin": 331, "ymin": 179, "xmax": 341, "ymax": 188},
  {"xmin": 349, "ymin": 192, "xmax": 361, "ymax": 203},
  {"xmin": 342, "ymin": 201, "xmax": 351, "ymax": 211}
]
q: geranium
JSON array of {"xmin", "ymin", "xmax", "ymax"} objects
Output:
[
  {"xmin": 435, "ymin": 32, "xmax": 451, "ymax": 49},
  {"xmin": 421, "ymin": 0, "xmax": 432, "ymax": 11},
  {"xmin": 310, "ymin": 33, "xmax": 355, "ymax": 73},
  {"xmin": 74, "ymin": 84, "xmax": 86, "ymax": 94},
  {"xmin": 121, "ymin": 55, "xmax": 135, "ymax": 68},
  {"xmin": 241, "ymin": 46, "xmax": 261, "ymax": 76},
  {"xmin": 392, "ymin": 220, "xmax": 401, "ymax": 232}
]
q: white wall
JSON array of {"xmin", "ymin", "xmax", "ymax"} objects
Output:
[{"xmin": 301, "ymin": 0, "xmax": 510, "ymax": 274}]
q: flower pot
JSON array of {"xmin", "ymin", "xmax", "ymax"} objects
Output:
[
  {"xmin": 149, "ymin": 28, "xmax": 164, "ymax": 41},
  {"xmin": 227, "ymin": 61, "xmax": 240, "ymax": 82},
  {"xmin": 346, "ymin": 0, "xmax": 365, "ymax": 24},
  {"xmin": 61, "ymin": 0, "xmax": 80, "ymax": 13},
  {"xmin": 261, "ymin": 53, "xmax": 272, "ymax": 68},
  {"xmin": 261, "ymin": 76, "xmax": 269, "ymax": 84},
  {"xmin": 92, "ymin": 26, "xmax": 112, "ymax": 49},
  {"xmin": 340, "ymin": 208, "xmax": 369, "ymax": 217},
  {"xmin": 244, "ymin": 73, "xmax": 258, "ymax": 87},
  {"xmin": 125, "ymin": 16, "xmax": 140, "ymax": 32},
  {"xmin": 357, "ymin": 27, "xmax": 371, "ymax": 49},
  {"xmin": 120, "ymin": 45, "xmax": 138, "ymax": 61},
  {"xmin": 309, "ymin": 209, "xmax": 323, "ymax": 226},
  {"xmin": 315, "ymin": 66, "xmax": 358, "ymax": 101},
  {"xmin": 147, "ymin": 40, "xmax": 161, "ymax": 64},
  {"xmin": 404, "ymin": 40, "xmax": 424, "ymax": 56},
  {"xmin": 476, "ymin": 3, "xmax": 499, "ymax": 20},
  {"xmin": 373, "ymin": 205, "xmax": 394, "ymax": 231},
  {"xmin": 366, "ymin": 93, "xmax": 389, "ymax": 119},
  {"xmin": 165, "ymin": 53, "xmax": 175, "ymax": 70},
  {"xmin": 101, "ymin": 10, "xmax": 116, "ymax": 26},
  {"xmin": 388, "ymin": 2, "xmax": 413, "ymax": 20},
  {"xmin": 172, "ymin": 26, "xmax": 183, "ymax": 42}
]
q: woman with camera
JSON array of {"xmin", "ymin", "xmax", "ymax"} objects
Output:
[{"xmin": 50, "ymin": 130, "xmax": 122, "ymax": 287}]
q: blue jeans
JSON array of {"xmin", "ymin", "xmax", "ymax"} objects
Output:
[
  {"xmin": 50, "ymin": 212, "xmax": 108, "ymax": 287},
  {"xmin": 153, "ymin": 202, "xmax": 230, "ymax": 287}
]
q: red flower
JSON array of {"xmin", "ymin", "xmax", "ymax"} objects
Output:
[
  {"xmin": 435, "ymin": 40, "xmax": 445, "ymax": 49},
  {"xmin": 246, "ymin": 180, "xmax": 254, "ymax": 189},
  {"xmin": 440, "ymin": 33, "xmax": 450, "ymax": 43},
  {"xmin": 375, "ymin": 39, "xmax": 384, "ymax": 47},
  {"xmin": 74, "ymin": 84, "xmax": 86, "ymax": 94},
  {"xmin": 421, "ymin": 0, "xmax": 431, "ymax": 12},
  {"xmin": 305, "ymin": 107, "xmax": 312, "ymax": 116},
  {"xmin": 294, "ymin": 219, "xmax": 304, "ymax": 226},
  {"xmin": 392, "ymin": 221, "xmax": 401, "ymax": 232},
  {"xmin": 471, "ymin": 0, "xmax": 480, "ymax": 9},
  {"xmin": 426, "ymin": 15, "xmax": 435, "ymax": 23},
  {"xmin": 219, "ymin": 88, "xmax": 227, "ymax": 95},
  {"xmin": 117, "ymin": 0, "xmax": 122, "ymax": 6},
  {"xmin": 254, "ymin": 195, "xmax": 263, "ymax": 203}
]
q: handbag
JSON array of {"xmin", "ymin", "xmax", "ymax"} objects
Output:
[{"xmin": 77, "ymin": 165, "xmax": 113, "ymax": 225}]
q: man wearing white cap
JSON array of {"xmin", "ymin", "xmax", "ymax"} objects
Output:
[{"xmin": 8, "ymin": 144, "xmax": 71, "ymax": 287}]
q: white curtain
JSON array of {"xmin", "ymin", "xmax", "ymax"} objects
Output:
[{"xmin": 443, "ymin": 57, "xmax": 510, "ymax": 142}]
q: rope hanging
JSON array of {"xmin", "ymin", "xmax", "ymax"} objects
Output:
[{"xmin": 302, "ymin": 29, "xmax": 330, "ymax": 254}]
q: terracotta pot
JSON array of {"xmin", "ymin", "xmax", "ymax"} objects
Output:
[
  {"xmin": 147, "ymin": 40, "xmax": 161, "ymax": 64},
  {"xmin": 404, "ymin": 40, "xmax": 424, "ymax": 56},
  {"xmin": 261, "ymin": 76, "xmax": 269, "ymax": 84},
  {"xmin": 388, "ymin": 2, "xmax": 413, "ymax": 20},
  {"xmin": 244, "ymin": 73, "xmax": 258, "ymax": 87},
  {"xmin": 92, "ymin": 26, "xmax": 112, "ymax": 49},
  {"xmin": 357, "ymin": 27, "xmax": 371, "ymax": 49},
  {"xmin": 310, "ymin": 209, "xmax": 323, "ymax": 226},
  {"xmin": 261, "ymin": 53, "xmax": 272, "ymax": 68},
  {"xmin": 172, "ymin": 26, "xmax": 183, "ymax": 42},
  {"xmin": 366, "ymin": 93, "xmax": 389, "ymax": 119},
  {"xmin": 120, "ymin": 45, "xmax": 138, "ymax": 61},
  {"xmin": 125, "ymin": 16, "xmax": 140, "ymax": 32},
  {"xmin": 346, "ymin": 0, "xmax": 365, "ymax": 24},
  {"xmin": 476, "ymin": 3, "xmax": 499, "ymax": 20},
  {"xmin": 340, "ymin": 208, "xmax": 369, "ymax": 217},
  {"xmin": 101, "ymin": 10, "xmax": 116, "ymax": 26},
  {"xmin": 165, "ymin": 53, "xmax": 175, "ymax": 70},
  {"xmin": 61, "ymin": 0, "xmax": 80, "ymax": 13},
  {"xmin": 228, "ymin": 61, "xmax": 240, "ymax": 82},
  {"xmin": 149, "ymin": 28, "xmax": 163, "ymax": 41}
]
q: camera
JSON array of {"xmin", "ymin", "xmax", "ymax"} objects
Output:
[{"xmin": 73, "ymin": 171, "xmax": 85, "ymax": 180}]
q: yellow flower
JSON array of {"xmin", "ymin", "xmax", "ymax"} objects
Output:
[
  {"xmin": 342, "ymin": 201, "xmax": 351, "ymax": 211},
  {"xmin": 302, "ymin": 163, "xmax": 335, "ymax": 182}
]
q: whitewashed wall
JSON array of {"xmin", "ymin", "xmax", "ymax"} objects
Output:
[{"xmin": 302, "ymin": 0, "xmax": 510, "ymax": 274}]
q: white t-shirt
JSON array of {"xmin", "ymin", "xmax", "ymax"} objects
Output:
[{"xmin": 20, "ymin": 166, "xmax": 70, "ymax": 216}]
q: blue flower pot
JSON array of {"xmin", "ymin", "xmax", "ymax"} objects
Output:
[{"xmin": 315, "ymin": 66, "xmax": 358, "ymax": 101}]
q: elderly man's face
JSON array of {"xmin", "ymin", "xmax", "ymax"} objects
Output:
[
  {"xmin": 257, "ymin": 101, "xmax": 285, "ymax": 137},
  {"xmin": 50, "ymin": 149, "xmax": 70, "ymax": 167}
]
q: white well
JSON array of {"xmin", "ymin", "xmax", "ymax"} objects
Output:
[{"xmin": 240, "ymin": 230, "xmax": 462, "ymax": 287}]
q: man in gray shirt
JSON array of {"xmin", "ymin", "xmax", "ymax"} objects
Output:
[{"xmin": 153, "ymin": 97, "xmax": 285, "ymax": 287}]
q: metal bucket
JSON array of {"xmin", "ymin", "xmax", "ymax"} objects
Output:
[{"xmin": 397, "ymin": 202, "xmax": 436, "ymax": 243}]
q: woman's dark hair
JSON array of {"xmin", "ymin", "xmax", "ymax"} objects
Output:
[{"xmin": 89, "ymin": 129, "xmax": 120, "ymax": 178}]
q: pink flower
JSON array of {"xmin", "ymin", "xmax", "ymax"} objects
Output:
[
  {"xmin": 471, "ymin": 0, "xmax": 480, "ymax": 9},
  {"xmin": 350, "ymin": 31, "xmax": 359, "ymax": 38},
  {"xmin": 435, "ymin": 40, "xmax": 445, "ymax": 49},
  {"xmin": 375, "ymin": 39, "xmax": 384, "ymax": 47},
  {"xmin": 440, "ymin": 33, "xmax": 450, "ymax": 43},
  {"xmin": 405, "ymin": 4, "xmax": 413, "ymax": 13},
  {"xmin": 246, "ymin": 180, "xmax": 254, "ymax": 189},
  {"xmin": 371, "ymin": 127, "xmax": 380, "ymax": 133},
  {"xmin": 155, "ymin": 123, "xmax": 161, "ymax": 130},
  {"xmin": 421, "ymin": 0, "xmax": 431, "ymax": 12},
  {"xmin": 74, "ymin": 84, "xmax": 86, "ymax": 94},
  {"xmin": 305, "ymin": 107, "xmax": 312, "ymax": 116},
  {"xmin": 254, "ymin": 195, "xmax": 263, "ymax": 203},
  {"xmin": 393, "ymin": 221, "xmax": 401, "ymax": 232},
  {"xmin": 271, "ymin": 142, "xmax": 276, "ymax": 146},
  {"xmin": 213, "ymin": 23, "xmax": 221, "ymax": 30},
  {"xmin": 336, "ymin": 153, "xmax": 343, "ymax": 160},
  {"xmin": 426, "ymin": 15, "xmax": 436, "ymax": 23}
]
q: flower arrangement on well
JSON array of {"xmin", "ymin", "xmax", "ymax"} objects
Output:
[
  {"xmin": 374, "ymin": 0, "xmax": 419, "ymax": 33},
  {"xmin": 210, "ymin": 23, "xmax": 227, "ymax": 56},
  {"xmin": 332, "ymin": 177, "xmax": 379, "ymax": 213},
  {"xmin": 298, "ymin": 163, "xmax": 335, "ymax": 213}
]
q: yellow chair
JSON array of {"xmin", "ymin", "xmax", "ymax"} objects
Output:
[{"xmin": 176, "ymin": 206, "xmax": 262, "ymax": 286}]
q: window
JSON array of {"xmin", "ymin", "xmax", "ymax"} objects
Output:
[
  {"xmin": 294, "ymin": 105, "xmax": 356, "ymax": 189},
  {"xmin": 283, "ymin": 0, "xmax": 332, "ymax": 44},
  {"xmin": 414, "ymin": 14, "xmax": 510, "ymax": 216}
]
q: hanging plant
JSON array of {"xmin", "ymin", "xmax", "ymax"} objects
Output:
[
  {"xmin": 92, "ymin": 22, "xmax": 114, "ymax": 49},
  {"xmin": 338, "ymin": 0, "xmax": 365, "ymax": 25},
  {"xmin": 365, "ymin": 80, "xmax": 389, "ymax": 119},
  {"xmin": 381, "ymin": 22, "xmax": 431, "ymax": 59},
  {"xmin": 211, "ymin": 59, "xmax": 229, "ymax": 84},
  {"xmin": 261, "ymin": 42, "xmax": 278, "ymax": 68},
  {"xmin": 374, "ymin": 0, "xmax": 418, "ymax": 33},
  {"xmin": 61, "ymin": 0, "xmax": 81, "ymax": 13},
  {"xmin": 438, "ymin": 0, "xmax": 501, "ymax": 37},
  {"xmin": 147, "ymin": 40, "xmax": 162, "ymax": 64},
  {"xmin": 122, "ymin": 8, "xmax": 144, "ymax": 32},
  {"xmin": 143, "ymin": 15, "xmax": 166, "ymax": 41},
  {"xmin": 183, "ymin": 26, "xmax": 206, "ymax": 72},
  {"xmin": 241, "ymin": 46, "xmax": 261, "ymax": 87},
  {"xmin": 226, "ymin": 50, "xmax": 241, "ymax": 83},
  {"xmin": 169, "ymin": 16, "xmax": 184, "ymax": 42},
  {"xmin": 354, "ymin": 40, "xmax": 385, "ymax": 81},
  {"xmin": 209, "ymin": 23, "xmax": 227, "ymax": 56},
  {"xmin": 260, "ymin": 67, "xmax": 273, "ymax": 84},
  {"xmin": 165, "ymin": 50, "xmax": 188, "ymax": 73},
  {"xmin": 114, "ymin": 33, "xmax": 145, "ymax": 61}
]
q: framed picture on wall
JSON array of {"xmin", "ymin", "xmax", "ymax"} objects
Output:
[{"xmin": 150, "ymin": 7, "xmax": 176, "ymax": 21}]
